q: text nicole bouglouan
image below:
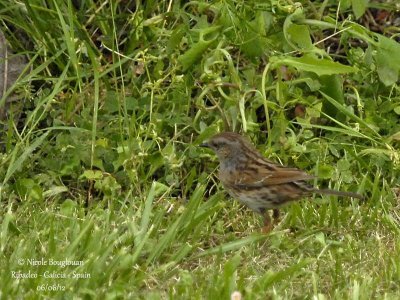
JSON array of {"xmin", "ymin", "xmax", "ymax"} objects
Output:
[{"xmin": 12, "ymin": 257, "xmax": 91, "ymax": 292}]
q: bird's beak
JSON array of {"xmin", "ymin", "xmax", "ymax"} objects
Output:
[{"xmin": 199, "ymin": 142, "xmax": 209, "ymax": 148}]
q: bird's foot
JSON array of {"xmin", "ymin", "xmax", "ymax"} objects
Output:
[{"xmin": 261, "ymin": 209, "xmax": 280, "ymax": 234}]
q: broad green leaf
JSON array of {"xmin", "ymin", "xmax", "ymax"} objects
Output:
[
  {"xmin": 178, "ymin": 26, "xmax": 221, "ymax": 71},
  {"xmin": 14, "ymin": 178, "xmax": 43, "ymax": 201},
  {"xmin": 286, "ymin": 24, "xmax": 314, "ymax": 50},
  {"xmin": 167, "ymin": 25, "xmax": 186, "ymax": 54},
  {"xmin": 373, "ymin": 34, "xmax": 400, "ymax": 86},
  {"xmin": 352, "ymin": 0, "xmax": 369, "ymax": 19},
  {"xmin": 319, "ymin": 75, "xmax": 345, "ymax": 119},
  {"xmin": 239, "ymin": 12, "xmax": 269, "ymax": 59},
  {"xmin": 271, "ymin": 54, "xmax": 357, "ymax": 76},
  {"xmin": 283, "ymin": 8, "xmax": 314, "ymax": 51}
]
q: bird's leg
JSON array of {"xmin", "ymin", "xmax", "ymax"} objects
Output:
[
  {"xmin": 261, "ymin": 209, "xmax": 280, "ymax": 233},
  {"xmin": 261, "ymin": 211, "xmax": 273, "ymax": 234},
  {"xmin": 272, "ymin": 209, "xmax": 280, "ymax": 224}
]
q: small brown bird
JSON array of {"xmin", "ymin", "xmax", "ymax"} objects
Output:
[{"xmin": 201, "ymin": 132, "xmax": 363, "ymax": 232}]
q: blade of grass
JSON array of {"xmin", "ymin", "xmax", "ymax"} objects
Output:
[
  {"xmin": 86, "ymin": 42, "xmax": 100, "ymax": 169},
  {"xmin": 254, "ymin": 259, "xmax": 312, "ymax": 289},
  {"xmin": 146, "ymin": 185, "xmax": 205, "ymax": 264},
  {"xmin": 53, "ymin": 0, "xmax": 78, "ymax": 75},
  {"xmin": 195, "ymin": 234, "xmax": 269, "ymax": 258},
  {"xmin": 2, "ymin": 130, "xmax": 50, "ymax": 187},
  {"xmin": 319, "ymin": 91, "xmax": 380, "ymax": 137},
  {"xmin": 294, "ymin": 120, "xmax": 378, "ymax": 143},
  {"xmin": 135, "ymin": 182, "xmax": 156, "ymax": 245}
]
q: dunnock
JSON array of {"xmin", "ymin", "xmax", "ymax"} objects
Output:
[{"xmin": 201, "ymin": 132, "xmax": 363, "ymax": 232}]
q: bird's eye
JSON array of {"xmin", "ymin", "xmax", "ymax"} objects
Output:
[
  {"xmin": 210, "ymin": 141, "xmax": 219, "ymax": 149},
  {"xmin": 212, "ymin": 141, "xmax": 225, "ymax": 149}
]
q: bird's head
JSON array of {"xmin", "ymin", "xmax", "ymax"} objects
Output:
[{"xmin": 200, "ymin": 132, "xmax": 251, "ymax": 163}]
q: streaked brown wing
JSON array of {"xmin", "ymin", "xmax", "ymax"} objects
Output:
[{"xmin": 230, "ymin": 165, "xmax": 315, "ymax": 187}]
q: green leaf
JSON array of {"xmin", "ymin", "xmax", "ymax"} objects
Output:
[
  {"xmin": 239, "ymin": 12, "xmax": 269, "ymax": 59},
  {"xmin": 254, "ymin": 259, "xmax": 312, "ymax": 289},
  {"xmin": 3, "ymin": 131, "xmax": 50, "ymax": 185},
  {"xmin": 167, "ymin": 24, "xmax": 186, "ymax": 54},
  {"xmin": 317, "ymin": 165, "xmax": 335, "ymax": 179},
  {"xmin": 178, "ymin": 26, "xmax": 221, "ymax": 71},
  {"xmin": 286, "ymin": 24, "xmax": 313, "ymax": 50},
  {"xmin": 43, "ymin": 186, "xmax": 69, "ymax": 198},
  {"xmin": 14, "ymin": 178, "xmax": 43, "ymax": 201},
  {"xmin": 271, "ymin": 54, "xmax": 357, "ymax": 76},
  {"xmin": 80, "ymin": 169, "xmax": 103, "ymax": 180},
  {"xmin": 195, "ymin": 234, "xmax": 268, "ymax": 257},
  {"xmin": 135, "ymin": 182, "xmax": 156, "ymax": 246},
  {"xmin": 283, "ymin": 8, "xmax": 317, "ymax": 52},
  {"xmin": 319, "ymin": 75, "xmax": 345, "ymax": 119},
  {"xmin": 373, "ymin": 34, "xmax": 400, "ymax": 86},
  {"xmin": 352, "ymin": 0, "xmax": 369, "ymax": 19}
]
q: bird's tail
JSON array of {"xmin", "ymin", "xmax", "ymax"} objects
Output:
[{"xmin": 314, "ymin": 188, "xmax": 364, "ymax": 200}]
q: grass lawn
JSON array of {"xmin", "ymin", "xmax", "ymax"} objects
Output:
[{"xmin": 1, "ymin": 0, "xmax": 400, "ymax": 298}]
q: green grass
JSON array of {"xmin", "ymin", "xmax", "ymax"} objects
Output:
[{"xmin": 1, "ymin": 0, "xmax": 400, "ymax": 298}]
